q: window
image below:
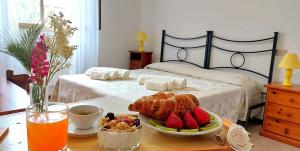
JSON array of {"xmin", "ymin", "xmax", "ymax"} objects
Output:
[
  {"xmin": 18, "ymin": 0, "xmax": 71, "ymax": 30},
  {"xmin": 2, "ymin": 0, "xmax": 100, "ymax": 77},
  {"xmin": 43, "ymin": 0, "xmax": 72, "ymax": 21}
]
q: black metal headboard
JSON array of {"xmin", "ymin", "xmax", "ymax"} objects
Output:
[
  {"xmin": 160, "ymin": 30, "xmax": 279, "ymax": 83},
  {"xmin": 160, "ymin": 30, "xmax": 208, "ymax": 68}
]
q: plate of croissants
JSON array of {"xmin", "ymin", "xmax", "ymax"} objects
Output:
[{"xmin": 129, "ymin": 92, "xmax": 222, "ymax": 136}]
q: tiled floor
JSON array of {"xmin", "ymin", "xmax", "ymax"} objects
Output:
[{"xmin": 247, "ymin": 122, "xmax": 300, "ymax": 151}]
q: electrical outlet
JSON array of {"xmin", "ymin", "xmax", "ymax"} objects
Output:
[{"xmin": 276, "ymin": 49, "xmax": 287, "ymax": 56}]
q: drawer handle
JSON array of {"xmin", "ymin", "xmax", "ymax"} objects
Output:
[
  {"xmin": 272, "ymin": 91, "xmax": 277, "ymax": 95},
  {"xmin": 289, "ymin": 98, "xmax": 295, "ymax": 102}
]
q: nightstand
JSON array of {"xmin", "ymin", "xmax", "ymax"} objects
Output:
[
  {"xmin": 129, "ymin": 51, "xmax": 153, "ymax": 69},
  {"xmin": 260, "ymin": 82, "xmax": 300, "ymax": 147}
]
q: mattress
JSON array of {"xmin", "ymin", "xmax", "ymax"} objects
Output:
[{"xmin": 51, "ymin": 62, "xmax": 261, "ymax": 122}]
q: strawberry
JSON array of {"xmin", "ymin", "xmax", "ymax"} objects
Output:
[
  {"xmin": 184, "ymin": 112, "xmax": 198, "ymax": 129},
  {"xmin": 166, "ymin": 112, "xmax": 183, "ymax": 129},
  {"xmin": 193, "ymin": 107, "xmax": 210, "ymax": 126}
]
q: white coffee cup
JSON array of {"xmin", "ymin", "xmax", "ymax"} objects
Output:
[{"xmin": 69, "ymin": 105, "xmax": 103, "ymax": 130}]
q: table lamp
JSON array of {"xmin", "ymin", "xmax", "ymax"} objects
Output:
[
  {"xmin": 136, "ymin": 31, "xmax": 148, "ymax": 52},
  {"xmin": 278, "ymin": 53, "xmax": 300, "ymax": 87}
]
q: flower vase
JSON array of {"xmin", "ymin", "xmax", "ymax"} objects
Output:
[
  {"xmin": 29, "ymin": 83, "xmax": 49, "ymax": 105},
  {"xmin": 27, "ymin": 84, "xmax": 69, "ymax": 151}
]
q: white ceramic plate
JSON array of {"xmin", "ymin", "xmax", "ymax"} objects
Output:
[
  {"xmin": 68, "ymin": 120, "xmax": 98, "ymax": 137},
  {"xmin": 139, "ymin": 109, "xmax": 222, "ymax": 136}
]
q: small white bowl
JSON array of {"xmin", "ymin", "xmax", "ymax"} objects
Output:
[{"xmin": 97, "ymin": 125, "xmax": 142, "ymax": 150}]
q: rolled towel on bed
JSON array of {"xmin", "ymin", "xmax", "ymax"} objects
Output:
[
  {"xmin": 138, "ymin": 75, "xmax": 171, "ymax": 85},
  {"xmin": 86, "ymin": 67, "xmax": 130, "ymax": 80},
  {"xmin": 85, "ymin": 67, "xmax": 100, "ymax": 76},
  {"xmin": 173, "ymin": 77, "xmax": 187, "ymax": 89},
  {"xmin": 138, "ymin": 75, "xmax": 159, "ymax": 85},
  {"xmin": 107, "ymin": 70, "xmax": 118, "ymax": 80},
  {"xmin": 138, "ymin": 75, "xmax": 187, "ymax": 89},
  {"xmin": 89, "ymin": 71, "xmax": 109, "ymax": 80},
  {"xmin": 116, "ymin": 69, "xmax": 130, "ymax": 80},
  {"xmin": 144, "ymin": 78, "xmax": 175, "ymax": 91},
  {"xmin": 86, "ymin": 68, "xmax": 117, "ymax": 80}
]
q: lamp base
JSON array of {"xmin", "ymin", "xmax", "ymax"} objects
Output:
[
  {"xmin": 138, "ymin": 47, "xmax": 144, "ymax": 52},
  {"xmin": 282, "ymin": 68, "xmax": 293, "ymax": 87},
  {"xmin": 282, "ymin": 82, "xmax": 293, "ymax": 87},
  {"xmin": 138, "ymin": 41, "xmax": 144, "ymax": 52}
]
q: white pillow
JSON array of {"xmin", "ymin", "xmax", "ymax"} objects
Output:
[{"xmin": 145, "ymin": 62, "xmax": 255, "ymax": 87}]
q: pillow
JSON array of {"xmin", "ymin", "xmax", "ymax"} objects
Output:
[{"xmin": 145, "ymin": 62, "xmax": 257, "ymax": 87}]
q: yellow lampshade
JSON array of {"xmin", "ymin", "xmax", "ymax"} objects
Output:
[
  {"xmin": 278, "ymin": 53, "xmax": 300, "ymax": 87},
  {"xmin": 136, "ymin": 31, "xmax": 148, "ymax": 41},
  {"xmin": 278, "ymin": 53, "xmax": 300, "ymax": 69}
]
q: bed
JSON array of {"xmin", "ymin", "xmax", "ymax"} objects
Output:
[{"xmin": 50, "ymin": 30, "xmax": 279, "ymax": 123}]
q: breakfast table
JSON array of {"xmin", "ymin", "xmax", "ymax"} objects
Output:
[{"xmin": 0, "ymin": 95, "xmax": 231, "ymax": 151}]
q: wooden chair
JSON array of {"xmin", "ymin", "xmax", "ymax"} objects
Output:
[{"xmin": 6, "ymin": 70, "xmax": 30, "ymax": 92}]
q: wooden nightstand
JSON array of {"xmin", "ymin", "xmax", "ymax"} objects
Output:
[
  {"xmin": 260, "ymin": 82, "xmax": 300, "ymax": 147},
  {"xmin": 129, "ymin": 51, "xmax": 153, "ymax": 69}
]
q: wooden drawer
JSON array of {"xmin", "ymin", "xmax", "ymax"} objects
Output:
[
  {"xmin": 267, "ymin": 89, "xmax": 300, "ymax": 108},
  {"xmin": 265, "ymin": 103, "xmax": 300, "ymax": 124},
  {"xmin": 130, "ymin": 60, "xmax": 141, "ymax": 69},
  {"xmin": 263, "ymin": 117, "xmax": 300, "ymax": 141}
]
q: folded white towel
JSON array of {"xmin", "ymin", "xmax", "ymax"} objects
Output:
[
  {"xmin": 85, "ymin": 67, "xmax": 101, "ymax": 75},
  {"xmin": 107, "ymin": 70, "xmax": 118, "ymax": 80},
  {"xmin": 116, "ymin": 69, "xmax": 130, "ymax": 80},
  {"xmin": 145, "ymin": 78, "xmax": 175, "ymax": 91},
  {"xmin": 89, "ymin": 71, "xmax": 109, "ymax": 80},
  {"xmin": 138, "ymin": 75, "xmax": 187, "ymax": 90},
  {"xmin": 173, "ymin": 77, "xmax": 187, "ymax": 90},
  {"xmin": 86, "ymin": 67, "xmax": 130, "ymax": 80},
  {"xmin": 138, "ymin": 75, "xmax": 160, "ymax": 85}
]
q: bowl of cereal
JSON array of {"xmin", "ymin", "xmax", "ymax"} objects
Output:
[{"xmin": 97, "ymin": 112, "xmax": 142, "ymax": 151}]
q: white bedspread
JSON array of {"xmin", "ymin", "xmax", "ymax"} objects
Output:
[{"xmin": 51, "ymin": 62, "xmax": 261, "ymax": 122}]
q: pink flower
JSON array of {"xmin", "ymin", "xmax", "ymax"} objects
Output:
[{"xmin": 30, "ymin": 35, "xmax": 50, "ymax": 85}]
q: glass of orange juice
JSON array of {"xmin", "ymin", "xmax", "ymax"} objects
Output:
[{"xmin": 26, "ymin": 102, "xmax": 69, "ymax": 151}]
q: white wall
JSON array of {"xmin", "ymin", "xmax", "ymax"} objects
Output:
[
  {"xmin": 99, "ymin": 0, "xmax": 142, "ymax": 69},
  {"xmin": 140, "ymin": 0, "xmax": 300, "ymax": 84}
]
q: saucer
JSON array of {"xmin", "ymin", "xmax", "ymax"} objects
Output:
[{"xmin": 68, "ymin": 120, "xmax": 98, "ymax": 137}]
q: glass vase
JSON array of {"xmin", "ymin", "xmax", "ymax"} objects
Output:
[
  {"xmin": 26, "ymin": 102, "xmax": 69, "ymax": 151},
  {"xmin": 29, "ymin": 83, "xmax": 49, "ymax": 105}
]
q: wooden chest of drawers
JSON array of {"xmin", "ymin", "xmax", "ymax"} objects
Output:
[{"xmin": 260, "ymin": 82, "xmax": 300, "ymax": 147}]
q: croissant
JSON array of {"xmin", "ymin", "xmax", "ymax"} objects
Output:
[{"xmin": 128, "ymin": 92, "xmax": 199, "ymax": 120}]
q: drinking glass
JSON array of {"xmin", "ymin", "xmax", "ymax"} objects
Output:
[{"xmin": 26, "ymin": 102, "xmax": 69, "ymax": 151}]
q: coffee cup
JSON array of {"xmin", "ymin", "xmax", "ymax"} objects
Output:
[{"xmin": 69, "ymin": 105, "xmax": 103, "ymax": 130}]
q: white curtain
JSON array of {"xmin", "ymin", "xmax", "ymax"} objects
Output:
[
  {"xmin": 68, "ymin": 0, "xmax": 99, "ymax": 74},
  {"xmin": 0, "ymin": 0, "xmax": 99, "ymax": 81},
  {"xmin": 0, "ymin": 0, "xmax": 36, "ymax": 77}
]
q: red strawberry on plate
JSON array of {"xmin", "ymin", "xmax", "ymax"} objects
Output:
[
  {"xmin": 184, "ymin": 112, "xmax": 198, "ymax": 129},
  {"xmin": 166, "ymin": 112, "xmax": 183, "ymax": 129},
  {"xmin": 194, "ymin": 107, "xmax": 210, "ymax": 126}
]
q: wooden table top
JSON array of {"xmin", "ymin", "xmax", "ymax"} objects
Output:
[
  {"xmin": 0, "ymin": 96, "xmax": 231, "ymax": 151},
  {"xmin": 0, "ymin": 78, "xmax": 30, "ymax": 116},
  {"xmin": 265, "ymin": 82, "xmax": 300, "ymax": 94}
]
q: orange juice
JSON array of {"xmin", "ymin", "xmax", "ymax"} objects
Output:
[{"xmin": 27, "ymin": 112, "xmax": 68, "ymax": 151}]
